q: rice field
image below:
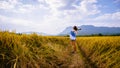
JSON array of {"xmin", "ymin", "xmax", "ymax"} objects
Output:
[{"xmin": 0, "ymin": 31, "xmax": 120, "ymax": 68}]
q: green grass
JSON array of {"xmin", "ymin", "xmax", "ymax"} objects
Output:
[{"xmin": 0, "ymin": 31, "xmax": 120, "ymax": 68}]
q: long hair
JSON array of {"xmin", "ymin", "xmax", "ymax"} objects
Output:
[{"xmin": 73, "ymin": 26, "xmax": 78, "ymax": 31}]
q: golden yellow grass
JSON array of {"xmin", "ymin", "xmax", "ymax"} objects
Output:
[
  {"xmin": 0, "ymin": 31, "xmax": 120, "ymax": 68},
  {"xmin": 77, "ymin": 36, "xmax": 120, "ymax": 68}
]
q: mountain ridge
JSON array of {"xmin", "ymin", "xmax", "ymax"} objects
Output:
[{"xmin": 59, "ymin": 25, "xmax": 120, "ymax": 35}]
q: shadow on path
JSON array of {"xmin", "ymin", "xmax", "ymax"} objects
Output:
[{"xmin": 77, "ymin": 45, "xmax": 98, "ymax": 68}]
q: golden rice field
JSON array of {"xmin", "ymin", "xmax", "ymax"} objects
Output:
[{"xmin": 0, "ymin": 31, "xmax": 120, "ymax": 68}]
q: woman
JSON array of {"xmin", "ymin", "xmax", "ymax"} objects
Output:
[{"xmin": 69, "ymin": 26, "xmax": 81, "ymax": 53}]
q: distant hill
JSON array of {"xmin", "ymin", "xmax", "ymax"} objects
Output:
[{"xmin": 59, "ymin": 25, "xmax": 120, "ymax": 36}]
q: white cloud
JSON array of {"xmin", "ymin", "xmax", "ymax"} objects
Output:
[
  {"xmin": 75, "ymin": 0, "xmax": 100, "ymax": 15},
  {"xmin": 0, "ymin": 0, "xmax": 120, "ymax": 34},
  {"xmin": 0, "ymin": 0, "xmax": 21, "ymax": 10},
  {"xmin": 0, "ymin": 1, "xmax": 14, "ymax": 9},
  {"xmin": 78, "ymin": 12, "xmax": 120, "ymax": 27},
  {"xmin": 13, "ymin": 4, "xmax": 36, "ymax": 13},
  {"xmin": 0, "ymin": 0, "xmax": 37, "ymax": 13},
  {"xmin": 0, "ymin": 14, "xmax": 66, "ymax": 34},
  {"xmin": 38, "ymin": 0, "xmax": 101, "ymax": 25},
  {"xmin": 0, "ymin": 15, "xmax": 34, "ymax": 26},
  {"xmin": 0, "ymin": 0, "xmax": 100, "ymax": 17},
  {"xmin": 94, "ymin": 12, "xmax": 120, "ymax": 21},
  {"xmin": 46, "ymin": 0, "xmax": 64, "ymax": 8}
]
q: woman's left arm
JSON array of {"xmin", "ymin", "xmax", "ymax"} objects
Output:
[{"xmin": 75, "ymin": 31, "xmax": 78, "ymax": 34}]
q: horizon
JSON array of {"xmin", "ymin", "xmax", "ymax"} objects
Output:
[
  {"xmin": 0, "ymin": 0, "xmax": 120, "ymax": 34},
  {"xmin": 1, "ymin": 25, "xmax": 120, "ymax": 35}
]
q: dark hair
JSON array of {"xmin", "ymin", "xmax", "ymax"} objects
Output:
[{"xmin": 73, "ymin": 26, "xmax": 78, "ymax": 31}]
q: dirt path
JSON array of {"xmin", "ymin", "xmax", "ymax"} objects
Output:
[
  {"xmin": 57, "ymin": 45, "xmax": 98, "ymax": 68},
  {"xmin": 77, "ymin": 45, "xmax": 98, "ymax": 68}
]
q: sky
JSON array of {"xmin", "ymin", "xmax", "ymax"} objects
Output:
[{"xmin": 0, "ymin": 0, "xmax": 120, "ymax": 35}]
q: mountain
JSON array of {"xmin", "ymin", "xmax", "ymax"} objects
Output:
[{"xmin": 59, "ymin": 25, "xmax": 120, "ymax": 36}]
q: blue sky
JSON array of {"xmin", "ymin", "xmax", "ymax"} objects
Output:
[{"xmin": 0, "ymin": 0, "xmax": 120, "ymax": 34}]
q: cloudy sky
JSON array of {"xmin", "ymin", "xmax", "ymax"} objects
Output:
[{"xmin": 0, "ymin": 0, "xmax": 120, "ymax": 34}]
